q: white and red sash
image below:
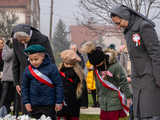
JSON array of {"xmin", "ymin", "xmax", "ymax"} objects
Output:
[
  {"xmin": 95, "ymin": 70, "xmax": 129, "ymax": 116},
  {"xmin": 28, "ymin": 65, "xmax": 54, "ymax": 88}
]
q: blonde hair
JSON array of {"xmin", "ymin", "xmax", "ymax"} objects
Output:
[
  {"xmin": 59, "ymin": 63, "xmax": 84, "ymax": 98},
  {"xmin": 81, "ymin": 41, "xmax": 96, "ymax": 54}
]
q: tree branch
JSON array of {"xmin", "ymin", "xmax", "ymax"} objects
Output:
[{"xmin": 78, "ymin": 0, "xmax": 160, "ymax": 24}]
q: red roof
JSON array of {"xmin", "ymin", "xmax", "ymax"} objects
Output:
[
  {"xmin": 0, "ymin": 0, "xmax": 28, "ymax": 8},
  {"xmin": 70, "ymin": 25, "xmax": 121, "ymax": 48}
]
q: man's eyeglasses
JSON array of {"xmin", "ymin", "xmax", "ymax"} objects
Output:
[{"xmin": 112, "ymin": 19, "xmax": 121, "ymax": 26}]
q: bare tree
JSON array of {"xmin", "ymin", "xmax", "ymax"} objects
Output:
[
  {"xmin": 78, "ymin": 0, "xmax": 160, "ymax": 24},
  {"xmin": 0, "ymin": 10, "xmax": 18, "ymax": 40}
]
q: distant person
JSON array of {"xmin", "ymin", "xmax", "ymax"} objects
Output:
[
  {"xmin": 11, "ymin": 24, "xmax": 55, "ymax": 114},
  {"xmin": 0, "ymin": 38, "xmax": 4, "ymax": 108},
  {"xmin": 110, "ymin": 5, "xmax": 160, "ymax": 119},
  {"xmin": 0, "ymin": 39, "xmax": 15, "ymax": 115},
  {"xmin": 108, "ymin": 43, "xmax": 116, "ymax": 50},
  {"xmin": 22, "ymin": 44, "xmax": 63, "ymax": 120},
  {"xmin": 57, "ymin": 49, "xmax": 83, "ymax": 120},
  {"xmin": 70, "ymin": 43, "xmax": 85, "ymax": 69},
  {"xmin": 0, "ymin": 38, "xmax": 4, "ymax": 74},
  {"xmin": 117, "ymin": 45, "xmax": 128, "ymax": 73},
  {"xmin": 86, "ymin": 60, "xmax": 98, "ymax": 107}
]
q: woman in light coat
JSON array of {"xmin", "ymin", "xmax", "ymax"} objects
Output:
[{"xmin": 0, "ymin": 39, "xmax": 15, "ymax": 113}]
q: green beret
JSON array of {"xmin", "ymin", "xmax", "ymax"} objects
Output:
[
  {"xmin": 24, "ymin": 44, "xmax": 45, "ymax": 55},
  {"xmin": 108, "ymin": 44, "xmax": 116, "ymax": 50}
]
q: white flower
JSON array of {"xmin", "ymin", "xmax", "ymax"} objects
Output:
[{"xmin": 0, "ymin": 114, "xmax": 51, "ymax": 120}]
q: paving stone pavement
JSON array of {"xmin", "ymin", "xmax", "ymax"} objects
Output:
[{"xmin": 80, "ymin": 107, "xmax": 100, "ymax": 115}]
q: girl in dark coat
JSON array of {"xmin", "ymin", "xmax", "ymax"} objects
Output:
[{"xmin": 57, "ymin": 50, "xmax": 84, "ymax": 120}]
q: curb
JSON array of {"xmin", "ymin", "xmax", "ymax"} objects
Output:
[{"xmin": 80, "ymin": 107, "xmax": 100, "ymax": 115}]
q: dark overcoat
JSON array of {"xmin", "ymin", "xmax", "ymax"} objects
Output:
[
  {"xmin": 12, "ymin": 25, "xmax": 55, "ymax": 86},
  {"xmin": 111, "ymin": 5, "xmax": 160, "ymax": 118}
]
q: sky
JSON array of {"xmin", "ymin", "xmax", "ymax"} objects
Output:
[
  {"xmin": 39, "ymin": 0, "xmax": 160, "ymax": 37},
  {"xmin": 39, "ymin": 0, "xmax": 79, "ymax": 36}
]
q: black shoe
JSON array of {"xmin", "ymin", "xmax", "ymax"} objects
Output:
[
  {"xmin": 92, "ymin": 102, "xmax": 100, "ymax": 107},
  {"xmin": 92, "ymin": 104, "xmax": 99, "ymax": 107},
  {"xmin": 96, "ymin": 102, "xmax": 100, "ymax": 107}
]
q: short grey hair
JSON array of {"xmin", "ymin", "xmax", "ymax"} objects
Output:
[{"xmin": 13, "ymin": 30, "xmax": 32, "ymax": 39}]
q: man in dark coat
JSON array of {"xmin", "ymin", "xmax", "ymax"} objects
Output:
[
  {"xmin": 11, "ymin": 24, "xmax": 55, "ymax": 114},
  {"xmin": 110, "ymin": 5, "xmax": 160, "ymax": 120},
  {"xmin": 70, "ymin": 44, "xmax": 88, "ymax": 108}
]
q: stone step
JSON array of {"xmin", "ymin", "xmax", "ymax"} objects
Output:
[{"xmin": 80, "ymin": 107, "xmax": 100, "ymax": 115}]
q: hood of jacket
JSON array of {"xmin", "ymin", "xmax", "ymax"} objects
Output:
[{"xmin": 104, "ymin": 48, "xmax": 117, "ymax": 65}]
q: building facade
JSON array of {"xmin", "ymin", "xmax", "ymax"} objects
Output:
[
  {"xmin": 0, "ymin": 0, "xmax": 40, "ymax": 29},
  {"xmin": 69, "ymin": 25, "xmax": 125, "ymax": 50}
]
